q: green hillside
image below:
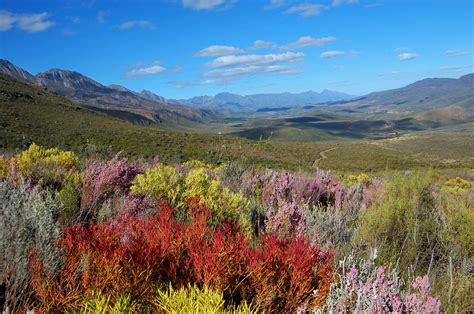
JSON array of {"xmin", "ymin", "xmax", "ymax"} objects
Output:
[{"xmin": 1, "ymin": 73, "xmax": 472, "ymax": 171}]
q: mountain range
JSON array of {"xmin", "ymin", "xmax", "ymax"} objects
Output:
[
  {"xmin": 0, "ymin": 59, "xmax": 211, "ymax": 124},
  {"xmin": 176, "ymin": 90, "xmax": 355, "ymax": 110},
  {"xmin": 1, "ymin": 59, "xmax": 473, "ymax": 127},
  {"xmin": 330, "ymin": 73, "xmax": 474, "ymax": 114}
]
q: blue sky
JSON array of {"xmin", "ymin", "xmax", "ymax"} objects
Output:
[{"xmin": 0, "ymin": 0, "xmax": 473, "ymax": 98}]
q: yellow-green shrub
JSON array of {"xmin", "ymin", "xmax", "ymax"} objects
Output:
[
  {"xmin": 0, "ymin": 155, "xmax": 10, "ymax": 180},
  {"xmin": 56, "ymin": 172, "xmax": 82, "ymax": 225},
  {"xmin": 80, "ymin": 292, "xmax": 133, "ymax": 313},
  {"xmin": 438, "ymin": 186, "xmax": 474, "ymax": 258},
  {"xmin": 347, "ymin": 173, "xmax": 371, "ymax": 186},
  {"xmin": 442, "ymin": 177, "xmax": 471, "ymax": 195},
  {"xmin": 131, "ymin": 165, "xmax": 250, "ymax": 233},
  {"xmin": 14, "ymin": 143, "xmax": 79, "ymax": 187},
  {"xmin": 154, "ymin": 284, "xmax": 253, "ymax": 314},
  {"xmin": 184, "ymin": 168, "xmax": 251, "ymax": 233},
  {"xmin": 130, "ymin": 164, "xmax": 183, "ymax": 205},
  {"xmin": 355, "ymin": 171, "xmax": 440, "ymax": 274}
]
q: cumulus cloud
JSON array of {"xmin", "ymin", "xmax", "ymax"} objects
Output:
[
  {"xmin": 250, "ymin": 40, "xmax": 275, "ymax": 50},
  {"xmin": 445, "ymin": 49, "xmax": 472, "ymax": 57},
  {"xmin": 0, "ymin": 11, "xmax": 16, "ymax": 31},
  {"xmin": 125, "ymin": 65, "xmax": 166, "ymax": 78},
  {"xmin": 398, "ymin": 53, "xmax": 417, "ymax": 61},
  {"xmin": 194, "ymin": 45, "xmax": 244, "ymax": 57},
  {"xmin": 265, "ymin": 0, "xmax": 289, "ymax": 9},
  {"xmin": 286, "ymin": 3, "xmax": 326, "ymax": 17},
  {"xmin": 203, "ymin": 65, "xmax": 298, "ymax": 78},
  {"xmin": 118, "ymin": 20, "xmax": 155, "ymax": 30},
  {"xmin": 17, "ymin": 12, "xmax": 55, "ymax": 32},
  {"xmin": 205, "ymin": 52, "xmax": 304, "ymax": 68},
  {"xmin": 320, "ymin": 50, "xmax": 357, "ymax": 58},
  {"xmin": 321, "ymin": 51, "xmax": 346, "ymax": 58},
  {"xmin": 182, "ymin": 0, "xmax": 235, "ymax": 10},
  {"xmin": 0, "ymin": 11, "xmax": 56, "ymax": 33},
  {"xmin": 279, "ymin": 36, "xmax": 336, "ymax": 50}
]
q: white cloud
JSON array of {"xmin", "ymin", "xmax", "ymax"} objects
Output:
[
  {"xmin": 320, "ymin": 50, "xmax": 348, "ymax": 58},
  {"xmin": 203, "ymin": 65, "xmax": 298, "ymax": 78},
  {"xmin": 265, "ymin": 0, "xmax": 289, "ymax": 9},
  {"xmin": 205, "ymin": 52, "xmax": 304, "ymax": 68},
  {"xmin": 0, "ymin": 11, "xmax": 56, "ymax": 33},
  {"xmin": 0, "ymin": 11, "xmax": 16, "ymax": 31},
  {"xmin": 445, "ymin": 49, "xmax": 472, "ymax": 57},
  {"xmin": 439, "ymin": 64, "xmax": 473, "ymax": 72},
  {"xmin": 18, "ymin": 12, "xmax": 55, "ymax": 32},
  {"xmin": 194, "ymin": 45, "xmax": 244, "ymax": 57},
  {"xmin": 118, "ymin": 20, "xmax": 155, "ymax": 30},
  {"xmin": 97, "ymin": 10, "xmax": 108, "ymax": 23},
  {"xmin": 332, "ymin": 0, "xmax": 358, "ymax": 7},
  {"xmin": 125, "ymin": 65, "xmax": 166, "ymax": 78},
  {"xmin": 250, "ymin": 40, "xmax": 275, "ymax": 50},
  {"xmin": 181, "ymin": 0, "xmax": 234, "ymax": 10},
  {"xmin": 279, "ymin": 36, "xmax": 336, "ymax": 50},
  {"xmin": 286, "ymin": 3, "xmax": 326, "ymax": 16},
  {"xmin": 398, "ymin": 53, "xmax": 417, "ymax": 61}
]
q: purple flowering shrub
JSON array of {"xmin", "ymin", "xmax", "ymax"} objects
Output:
[
  {"xmin": 323, "ymin": 255, "xmax": 440, "ymax": 313},
  {"xmin": 80, "ymin": 153, "xmax": 143, "ymax": 221},
  {"xmin": 239, "ymin": 168, "xmax": 374, "ymax": 238}
]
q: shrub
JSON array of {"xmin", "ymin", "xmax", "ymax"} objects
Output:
[
  {"xmin": 347, "ymin": 173, "xmax": 371, "ymax": 186},
  {"xmin": 30, "ymin": 199, "xmax": 333, "ymax": 312},
  {"xmin": 355, "ymin": 171, "xmax": 441, "ymax": 274},
  {"xmin": 184, "ymin": 168, "xmax": 251, "ymax": 233},
  {"xmin": 0, "ymin": 181, "xmax": 61, "ymax": 310},
  {"xmin": 80, "ymin": 292, "xmax": 134, "ymax": 313},
  {"xmin": 80, "ymin": 154, "xmax": 142, "ymax": 221},
  {"xmin": 323, "ymin": 256, "xmax": 440, "ymax": 313},
  {"xmin": 14, "ymin": 144, "xmax": 79, "ymax": 188},
  {"xmin": 154, "ymin": 284, "xmax": 253, "ymax": 313},
  {"xmin": 56, "ymin": 171, "xmax": 82, "ymax": 225},
  {"xmin": 248, "ymin": 235, "xmax": 334, "ymax": 312},
  {"xmin": 442, "ymin": 177, "xmax": 471, "ymax": 195},
  {"xmin": 130, "ymin": 163, "xmax": 183, "ymax": 205},
  {"xmin": 0, "ymin": 155, "xmax": 10, "ymax": 180}
]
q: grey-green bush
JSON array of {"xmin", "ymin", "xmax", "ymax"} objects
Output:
[{"xmin": 0, "ymin": 181, "xmax": 61, "ymax": 310}]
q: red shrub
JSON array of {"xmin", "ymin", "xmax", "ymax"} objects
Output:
[
  {"xmin": 249, "ymin": 235, "xmax": 334, "ymax": 312},
  {"xmin": 30, "ymin": 198, "xmax": 334, "ymax": 312}
]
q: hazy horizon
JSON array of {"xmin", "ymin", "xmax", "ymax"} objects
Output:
[{"xmin": 1, "ymin": 0, "xmax": 473, "ymax": 99}]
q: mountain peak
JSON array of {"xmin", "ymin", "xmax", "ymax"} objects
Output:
[{"xmin": 0, "ymin": 59, "xmax": 36, "ymax": 84}]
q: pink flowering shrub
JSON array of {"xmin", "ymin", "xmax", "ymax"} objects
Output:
[
  {"xmin": 80, "ymin": 153, "xmax": 143, "ymax": 221},
  {"xmin": 239, "ymin": 168, "xmax": 374, "ymax": 238},
  {"xmin": 323, "ymin": 256, "xmax": 440, "ymax": 313}
]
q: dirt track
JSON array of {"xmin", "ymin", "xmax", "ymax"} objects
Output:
[{"xmin": 313, "ymin": 147, "xmax": 338, "ymax": 168}]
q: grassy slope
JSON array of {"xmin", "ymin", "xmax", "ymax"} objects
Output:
[{"xmin": 1, "ymin": 73, "xmax": 472, "ymax": 172}]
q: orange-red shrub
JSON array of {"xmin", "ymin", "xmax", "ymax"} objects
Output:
[{"xmin": 30, "ymin": 198, "xmax": 334, "ymax": 312}]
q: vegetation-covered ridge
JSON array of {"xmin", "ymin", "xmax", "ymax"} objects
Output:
[
  {"xmin": 1, "ymin": 72, "xmax": 473, "ymax": 172},
  {"xmin": 1, "ymin": 144, "xmax": 472, "ymax": 312}
]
